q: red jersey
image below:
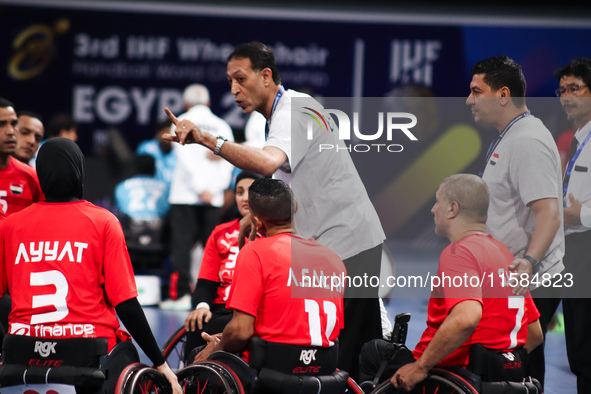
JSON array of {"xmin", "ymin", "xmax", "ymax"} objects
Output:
[
  {"xmin": 0, "ymin": 156, "xmax": 44, "ymax": 216},
  {"xmin": 413, "ymin": 234, "xmax": 540, "ymax": 367},
  {"xmin": 0, "ymin": 205, "xmax": 5, "ymax": 224},
  {"xmin": 226, "ymin": 233, "xmax": 345, "ymax": 347},
  {"xmin": 198, "ymin": 219, "xmax": 241, "ymax": 304},
  {"xmin": 0, "ymin": 200, "xmax": 137, "ymax": 350}
]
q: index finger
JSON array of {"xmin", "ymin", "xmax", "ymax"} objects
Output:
[{"xmin": 164, "ymin": 107, "xmax": 179, "ymax": 126}]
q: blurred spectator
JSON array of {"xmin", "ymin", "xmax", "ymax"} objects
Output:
[
  {"xmin": 160, "ymin": 84, "xmax": 234, "ymax": 310},
  {"xmin": 115, "ymin": 154, "xmax": 171, "ymax": 271},
  {"xmin": 136, "ymin": 120, "xmax": 177, "ymax": 189}
]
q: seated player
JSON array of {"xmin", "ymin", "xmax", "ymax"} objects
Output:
[
  {"xmin": 183, "ymin": 171, "xmax": 264, "ymax": 362},
  {"xmin": 359, "ymin": 174, "xmax": 543, "ymax": 391},
  {"xmin": 0, "ymin": 138, "xmax": 182, "ymax": 394},
  {"xmin": 193, "ymin": 178, "xmax": 346, "ymax": 366}
]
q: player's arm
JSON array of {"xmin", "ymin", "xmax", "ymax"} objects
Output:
[
  {"xmin": 510, "ymin": 197, "xmax": 560, "ymax": 295},
  {"xmin": 115, "ymin": 298, "xmax": 182, "ymax": 394},
  {"xmin": 218, "ymin": 309, "xmax": 255, "ymax": 353},
  {"xmin": 392, "ymin": 300, "xmax": 482, "ymax": 392},
  {"xmin": 193, "ymin": 309, "xmax": 255, "ymax": 362},
  {"xmin": 525, "ymin": 319, "xmax": 543, "ymax": 353},
  {"xmin": 163, "ymin": 107, "xmax": 285, "ymax": 176}
]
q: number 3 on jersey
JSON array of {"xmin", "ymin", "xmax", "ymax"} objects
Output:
[
  {"xmin": 30, "ymin": 270, "xmax": 69, "ymax": 324},
  {"xmin": 305, "ymin": 299, "xmax": 337, "ymax": 346}
]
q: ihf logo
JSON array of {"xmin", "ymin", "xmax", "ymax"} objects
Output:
[
  {"xmin": 301, "ymin": 106, "xmax": 418, "ymax": 153},
  {"xmin": 390, "ymin": 39, "xmax": 442, "ymax": 86}
]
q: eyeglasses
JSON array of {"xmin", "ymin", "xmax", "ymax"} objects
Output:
[{"xmin": 555, "ymin": 84, "xmax": 588, "ymax": 97}]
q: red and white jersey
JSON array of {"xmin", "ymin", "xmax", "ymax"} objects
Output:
[
  {"xmin": 0, "ymin": 200, "xmax": 137, "ymax": 350},
  {"xmin": 0, "ymin": 157, "xmax": 44, "ymax": 216},
  {"xmin": 227, "ymin": 233, "xmax": 346, "ymax": 347},
  {"xmin": 0, "ymin": 205, "xmax": 5, "ymax": 224},
  {"xmin": 413, "ymin": 234, "xmax": 540, "ymax": 367},
  {"xmin": 198, "ymin": 219, "xmax": 241, "ymax": 304}
]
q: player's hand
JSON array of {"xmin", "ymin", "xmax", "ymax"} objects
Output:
[
  {"xmin": 193, "ymin": 332, "xmax": 222, "ymax": 362},
  {"xmin": 185, "ymin": 307, "xmax": 212, "ymax": 331},
  {"xmin": 162, "ymin": 107, "xmax": 204, "ymax": 145},
  {"xmin": 156, "ymin": 362, "xmax": 183, "ymax": 394},
  {"xmin": 564, "ymin": 193, "xmax": 582, "ymax": 227},
  {"xmin": 238, "ymin": 213, "xmax": 257, "ymax": 249},
  {"xmin": 391, "ymin": 361, "xmax": 428, "ymax": 392},
  {"xmin": 508, "ymin": 257, "xmax": 533, "ymax": 296}
]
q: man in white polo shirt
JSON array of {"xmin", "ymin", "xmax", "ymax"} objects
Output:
[
  {"xmin": 554, "ymin": 57, "xmax": 591, "ymax": 394},
  {"xmin": 466, "ymin": 55, "xmax": 564, "ymax": 389},
  {"xmin": 163, "ymin": 41, "xmax": 385, "ymax": 381}
]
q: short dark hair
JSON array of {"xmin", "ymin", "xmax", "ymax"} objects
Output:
[
  {"xmin": 249, "ymin": 178, "xmax": 293, "ymax": 226},
  {"xmin": 0, "ymin": 97, "xmax": 14, "ymax": 109},
  {"xmin": 228, "ymin": 42, "xmax": 281, "ymax": 85},
  {"xmin": 157, "ymin": 119, "xmax": 171, "ymax": 131},
  {"xmin": 47, "ymin": 113, "xmax": 77, "ymax": 138},
  {"xmin": 135, "ymin": 154, "xmax": 156, "ymax": 176},
  {"xmin": 554, "ymin": 58, "xmax": 591, "ymax": 88},
  {"xmin": 235, "ymin": 171, "xmax": 265, "ymax": 191},
  {"xmin": 471, "ymin": 56, "xmax": 526, "ymax": 107},
  {"xmin": 18, "ymin": 110, "xmax": 43, "ymax": 123}
]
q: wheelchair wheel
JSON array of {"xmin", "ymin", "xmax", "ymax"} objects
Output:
[
  {"xmin": 176, "ymin": 361, "xmax": 244, "ymax": 394},
  {"xmin": 346, "ymin": 376, "xmax": 365, "ymax": 394},
  {"xmin": 162, "ymin": 325, "xmax": 187, "ymax": 372},
  {"xmin": 115, "ymin": 362, "xmax": 171, "ymax": 394}
]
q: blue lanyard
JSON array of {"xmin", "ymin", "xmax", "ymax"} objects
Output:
[
  {"xmin": 480, "ymin": 111, "xmax": 530, "ymax": 177},
  {"xmin": 265, "ymin": 85, "xmax": 285, "ymax": 140},
  {"xmin": 563, "ymin": 129, "xmax": 591, "ymax": 198}
]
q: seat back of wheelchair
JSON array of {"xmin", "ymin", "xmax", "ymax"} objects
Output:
[
  {"xmin": 0, "ymin": 334, "xmax": 139, "ymax": 394},
  {"xmin": 191, "ymin": 337, "xmax": 349, "ymax": 394}
]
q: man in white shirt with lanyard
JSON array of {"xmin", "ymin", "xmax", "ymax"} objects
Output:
[
  {"xmin": 554, "ymin": 57, "xmax": 591, "ymax": 394},
  {"xmin": 163, "ymin": 41, "xmax": 385, "ymax": 381},
  {"xmin": 466, "ymin": 55, "xmax": 564, "ymax": 389}
]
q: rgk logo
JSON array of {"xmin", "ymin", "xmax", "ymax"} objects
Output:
[
  {"xmin": 34, "ymin": 340, "xmax": 57, "ymax": 357},
  {"xmin": 299, "ymin": 349, "xmax": 317, "ymax": 365}
]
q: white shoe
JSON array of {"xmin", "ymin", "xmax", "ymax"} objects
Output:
[{"xmin": 159, "ymin": 294, "xmax": 192, "ymax": 311}]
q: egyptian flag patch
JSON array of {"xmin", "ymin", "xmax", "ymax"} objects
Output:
[
  {"xmin": 489, "ymin": 153, "xmax": 499, "ymax": 166},
  {"xmin": 10, "ymin": 183, "xmax": 24, "ymax": 195}
]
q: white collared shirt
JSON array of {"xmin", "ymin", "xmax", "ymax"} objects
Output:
[{"xmin": 564, "ymin": 120, "xmax": 591, "ymax": 234}]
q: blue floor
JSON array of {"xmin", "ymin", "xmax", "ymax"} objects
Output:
[{"xmin": 140, "ymin": 242, "xmax": 576, "ymax": 394}]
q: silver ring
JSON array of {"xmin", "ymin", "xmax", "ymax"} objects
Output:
[{"xmin": 182, "ymin": 126, "xmax": 186, "ymax": 128}]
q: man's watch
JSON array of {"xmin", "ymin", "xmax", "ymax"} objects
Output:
[
  {"xmin": 214, "ymin": 135, "xmax": 227, "ymax": 156},
  {"xmin": 523, "ymin": 255, "xmax": 539, "ymax": 275}
]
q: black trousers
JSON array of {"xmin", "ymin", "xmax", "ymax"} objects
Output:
[
  {"xmin": 527, "ymin": 290, "xmax": 561, "ymax": 389},
  {"xmin": 169, "ymin": 204, "xmax": 220, "ymax": 298},
  {"xmin": 562, "ymin": 230, "xmax": 591, "ymax": 394},
  {"xmin": 337, "ymin": 243, "xmax": 383, "ymax": 382}
]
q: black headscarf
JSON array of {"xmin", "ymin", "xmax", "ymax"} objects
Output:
[{"xmin": 36, "ymin": 138, "xmax": 84, "ymax": 202}]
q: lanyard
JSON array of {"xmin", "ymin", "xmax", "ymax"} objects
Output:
[
  {"xmin": 265, "ymin": 85, "xmax": 285, "ymax": 140},
  {"xmin": 479, "ymin": 111, "xmax": 530, "ymax": 177},
  {"xmin": 563, "ymin": 129, "xmax": 591, "ymax": 198}
]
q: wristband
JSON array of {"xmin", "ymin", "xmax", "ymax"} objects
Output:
[
  {"xmin": 196, "ymin": 302, "xmax": 210, "ymax": 311},
  {"xmin": 214, "ymin": 136, "xmax": 227, "ymax": 156},
  {"xmin": 523, "ymin": 255, "xmax": 539, "ymax": 275}
]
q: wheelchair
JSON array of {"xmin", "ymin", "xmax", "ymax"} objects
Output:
[
  {"xmin": 362, "ymin": 313, "xmax": 544, "ymax": 394},
  {"xmin": 162, "ymin": 326, "xmax": 364, "ymax": 394},
  {"xmin": 0, "ymin": 334, "xmax": 171, "ymax": 394}
]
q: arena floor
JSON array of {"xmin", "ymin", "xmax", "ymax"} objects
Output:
[{"xmin": 137, "ymin": 241, "xmax": 576, "ymax": 394}]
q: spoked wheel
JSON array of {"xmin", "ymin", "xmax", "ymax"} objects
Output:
[
  {"xmin": 115, "ymin": 362, "xmax": 171, "ymax": 394},
  {"xmin": 162, "ymin": 326, "xmax": 188, "ymax": 372},
  {"xmin": 176, "ymin": 361, "xmax": 244, "ymax": 394}
]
